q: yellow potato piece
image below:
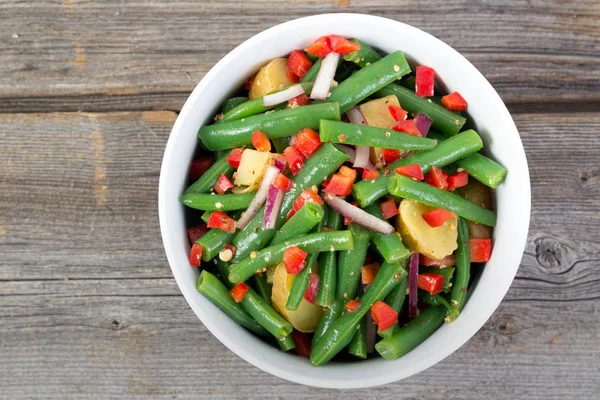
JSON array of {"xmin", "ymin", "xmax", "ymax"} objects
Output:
[
  {"xmin": 397, "ymin": 199, "xmax": 458, "ymax": 259},
  {"xmin": 233, "ymin": 149, "xmax": 280, "ymax": 193},
  {"xmin": 458, "ymin": 180, "xmax": 493, "ymax": 239},
  {"xmin": 271, "ymin": 263, "xmax": 323, "ymax": 333},
  {"xmin": 249, "ymin": 58, "xmax": 293, "ymax": 100}
]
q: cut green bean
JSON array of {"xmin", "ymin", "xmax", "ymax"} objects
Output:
[
  {"xmin": 348, "ymin": 316, "xmax": 367, "ymax": 359},
  {"xmin": 352, "ymin": 130, "xmax": 483, "ymax": 207},
  {"xmin": 420, "ymin": 266, "xmax": 455, "ymax": 293},
  {"xmin": 183, "ymin": 151, "xmax": 235, "ymax": 195},
  {"xmin": 242, "ymin": 287, "xmax": 293, "ymax": 340},
  {"xmin": 252, "ymin": 274, "xmax": 273, "ymax": 306},
  {"xmin": 320, "ymin": 120, "xmax": 438, "ymax": 151},
  {"xmin": 336, "ymin": 223, "xmax": 371, "ymax": 302},
  {"xmin": 196, "ymin": 227, "xmax": 236, "ymax": 263},
  {"xmin": 377, "ymin": 276, "xmax": 408, "ymax": 338},
  {"xmin": 312, "ymin": 300, "xmax": 343, "ymax": 346},
  {"xmin": 196, "ymin": 270, "xmax": 268, "ymax": 336},
  {"xmin": 364, "ymin": 203, "xmax": 410, "ymax": 263},
  {"xmin": 270, "ymin": 202, "xmax": 324, "ymax": 246},
  {"xmin": 388, "ymin": 175, "xmax": 497, "ymax": 226},
  {"xmin": 180, "ymin": 192, "xmax": 255, "ymax": 211},
  {"xmin": 228, "ymin": 231, "xmax": 354, "ymax": 284},
  {"xmin": 375, "ymin": 306, "xmax": 446, "ymax": 360},
  {"xmin": 316, "ymin": 210, "xmax": 343, "ymax": 308},
  {"xmin": 200, "ymin": 210, "xmax": 212, "ymax": 223},
  {"xmin": 300, "ymin": 58, "xmax": 322, "ymax": 83},
  {"xmin": 377, "ymin": 83, "xmax": 466, "ymax": 135},
  {"xmin": 221, "ymin": 97, "xmax": 248, "ymax": 114},
  {"xmin": 343, "ymin": 39, "xmax": 382, "ymax": 67},
  {"xmin": 199, "ymin": 103, "xmax": 341, "ymax": 151},
  {"xmin": 272, "ymin": 137, "xmax": 289, "ymax": 154},
  {"xmin": 421, "ymin": 292, "xmax": 453, "ymax": 312},
  {"xmin": 446, "ymin": 217, "xmax": 470, "ymax": 322}
]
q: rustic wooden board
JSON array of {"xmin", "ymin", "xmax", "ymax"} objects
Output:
[
  {"xmin": 1, "ymin": 0, "xmax": 598, "ymax": 112},
  {"xmin": 1, "ymin": 111, "xmax": 599, "ymax": 398}
]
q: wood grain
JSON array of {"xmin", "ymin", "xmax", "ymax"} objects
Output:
[
  {"xmin": 1, "ymin": 0, "xmax": 598, "ymax": 112},
  {"xmin": 1, "ymin": 111, "xmax": 599, "ymax": 398}
]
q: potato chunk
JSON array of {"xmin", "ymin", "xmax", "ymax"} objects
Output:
[
  {"xmin": 249, "ymin": 58, "xmax": 294, "ymax": 100},
  {"xmin": 233, "ymin": 149, "xmax": 277, "ymax": 193},
  {"xmin": 458, "ymin": 180, "xmax": 493, "ymax": 239}
]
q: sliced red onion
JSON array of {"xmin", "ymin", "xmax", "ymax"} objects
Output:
[
  {"xmin": 414, "ymin": 112, "xmax": 433, "ymax": 137},
  {"xmin": 353, "ymin": 146, "xmax": 371, "ymax": 168},
  {"xmin": 274, "ymin": 156, "xmax": 286, "ymax": 171},
  {"xmin": 408, "ymin": 252, "xmax": 419, "ymax": 318},
  {"xmin": 336, "ymin": 144, "xmax": 355, "ymax": 160},
  {"xmin": 289, "ymin": 134, "xmax": 297, "ymax": 146},
  {"xmin": 310, "ymin": 52, "xmax": 340, "ymax": 100},
  {"xmin": 322, "ymin": 194, "xmax": 394, "ymax": 234},
  {"xmin": 236, "ymin": 166, "xmax": 279, "ymax": 229},
  {"xmin": 263, "ymin": 84, "xmax": 305, "ymax": 107},
  {"xmin": 346, "ymin": 106, "xmax": 367, "ymax": 125},
  {"xmin": 263, "ymin": 184, "xmax": 284, "ymax": 229}
]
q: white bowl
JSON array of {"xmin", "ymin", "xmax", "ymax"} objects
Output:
[{"xmin": 159, "ymin": 13, "xmax": 531, "ymax": 389}]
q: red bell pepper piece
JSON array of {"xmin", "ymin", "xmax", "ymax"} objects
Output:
[
  {"xmin": 419, "ymin": 254, "xmax": 456, "ymax": 267},
  {"xmin": 447, "ymin": 170, "xmax": 469, "ymax": 191},
  {"xmin": 274, "ymin": 173, "xmax": 293, "ymax": 191},
  {"xmin": 304, "ymin": 36, "xmax": 332, "ymax": 58},
  {"xmin": 290, "ymin": 330, "xmax": 312, "ymax": 358},
  {"xmin": 303, "ymin": 272, "xmax": 320, "ymax": 304},
  {"xmin": 323, "ymin": 166, "xmax": 357, "ymax": 196},
  {"xmin": 470, "ymin": 238, "xmax": 492, "ymax": 262},
  {"xmin": 189, "ymin": 243, "xmax": 203, "ymax": 267},
  {"xmin": 287, "ymin": 93, "xmax": 311, "ymax": 109},
  {"xmin": 415, "ymin": 66, "xmax": 435, "ymax": 97},
  {"xmin": 425, "ymin": 166, "xmax": 448, "ymax": 190},
  {"xmin": 230, "ymin": 282, "xmax": 249, "ymax": 303},
  {"xmin": 284, "ymin": 246, "xmax": 308, "ymax": 275},
  {"xmin": 283, "ymin": 146, "xmax": 305, "ymax": 176},
  {"xmin": 388, "ymin": 105, "xmax": 407, "ymax": 121},
  {"xmin": 395, "ymin": 164, "xmax": 424, "ymax": 181},
  {"xmin": 441, "ymin": 91, "xmax": 467, "ymax": 111},
  {"xmin": 422, "ymin": 208, "xmax": 456, "ymax": 228},
  {"xmin": 381, "ymin": 148, "xmax": 401, "ymax": 165},
  {"xmin": 245, "ymin": 75, "xmax": 255, "ymax": 91},
  {"xmin": 379, "ymin": 198, "xmax": 399, "ymax": 219},
  {"xmin": 189, "ymin": 156, "xmax": 214, "ymax": 181},
  {"xmin": 328, "ymin": 35, "xmax": 361, "ymax": 55},
  {"xmin": 417, "ymin": 273, "xmax": 445, "ymax": 295},
  {"xmin": 293, "ymin": 128, "xmax": 322, "ymax": 158},
  {"xmin": 393, "ymin": 119, "xmax": 421, "ymax": 136},
  {"xmin": 288, "ymin": 189, "xmax": 323, "ymax": 219},
  {"xmin": 214, "ymin": 173, "xmax": 234, "ymax": 195},
  {"xmin": 251, "ymin": 130, "xmax": 271, "ymax": 152},
  {"xmin": 287, "ymin": 50, "xmax": 313, "ymax": 78},
  {"xmin": 362, "ymin": 168, "xmax": 380, "ymax": 180},
  {"xmin": 345, "ymin": 299, "xmax": 360, "ymax": 313},
  {"xmin": 207, "ymin": 211, "xmax": 236, "ymax": 233},
  {"xmin": 226, "ymin": 148, "xmax": 244, "ymax": 169},
  {"xmin": 361, "ymin": 262, "xmax": 380, "ymax": 285},
  {"xmin": 371, "ymin": 300, "xmax": 398, "ymax": 331},
  {"xmin": 286, "ymin": 68, "xmax": 300, "ymax": 83},
  {"xmin": 187, "ymin": 224, "xmax": 208, "ymax": 245}
]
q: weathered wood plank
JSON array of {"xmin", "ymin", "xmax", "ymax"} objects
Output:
[{"xmin": 1, "ymin": 0, "xmax": 598, "ymax": 112}]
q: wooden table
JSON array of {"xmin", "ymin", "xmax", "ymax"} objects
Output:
[{"xmin": 1, "ymin": 1, "xmax": 599, "ymax": 398}]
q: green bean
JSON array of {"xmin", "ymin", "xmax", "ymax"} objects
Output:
[
  {"xmin": 375, "ymin": 306, "xmax": 446, "ymax": 360},
  {"xmin": 231, "ymin": 143, "xmax": 348, "ymax": 261},
  {"xmin": 183, "ymin": 151, "xmax": 235, "ymax": 195},
  {"xmin": 309, "ymin": 262, "xmax": 407, "ymax": 366},
  {"xmin": 364, "ymin": 203, "xmax": 410, "ymax": 263},
  {"xmin": 348, "ymin": 315, "xmax": 367, "ymax": 359},
  {"xmin": 446, "ymin": 217, "xmax": 470, "ymax": 322},
  {"xmin": 272, "ymin": 137, "xmax": 289, "ymax": 154},
  {"xmin": 270, "ymin": 202, "xmax": 324, "ymax": 246},
  {"xmin": 420, "ymin": 266, "xmax": 455, "ymax": 293},
  {"xmin": 196, "ymin": 227, "xmax": 236, "ymax": 262},
  {"xmin": 421, "ymin": 292, "xmax": 453, "ymax": 312},
  {"xmin": 198, "ymin": 103, "xmax": 341, "ymax": 151},
  {"xmin": 221, "ymin": 97, "xmax": 248, "ymax": 114},
  {"xmin": 242, "ymin": 287, "xmax": 293, "ymax": 340},
  {"xmin": 352, "ymin": 130, "xmax": 483, "ymax": 207},
  {"xmin": 343, "ymin": 39, "xmax": 382, "ymax": 67},
  {"xmin": 388, "ymin": 175, "xmax": 497, "ymax": 226},
  {"xmin": 312, "ymin": 300, "xmax": 343, "ymax": 346},
  {"xmin": 196, "ymin": 270, "xmax": 268, "ymax": 336},
  {"xmin": 228, "ymin": 231, "xmax": 354, "ymax": 284},
  {"xmin": 336, "ymin": 223, "xmax": 371, "ymax": 302},
  {"xmin": 316, "ymin": 210, "xmax": 343, "ymax": 307},
  {"xmin": 377, "ymin": 276, "xmax": 408, "ymax": 338},
  {"xmin": 324, "ymin": 51, "xmax": 410, "ymax": 114},
  {"xmin": 319, "ymin": 120, "xmax": 438, "ymax": 151},
  {"xmin": 300, "ymin": 58, "xmax": 322, "ymax": 83},
  {"xmin": 252, "ymin": 274, "xmax": 273, "ymax": 306},
  {"xmin": 180, "ymin": 192, "xmax": 254, "ymax": 211},
  {"xmin": 200, "ymin": 210, "xmax": 212, "ymax": 223},
  {"xmin": 377, "ymin": 83, "xmax": 466, "ymax": 135}
]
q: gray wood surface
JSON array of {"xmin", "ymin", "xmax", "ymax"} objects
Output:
[{"xmin": 1, "ymin": 1, "xmax": 599, "ymax": 399}]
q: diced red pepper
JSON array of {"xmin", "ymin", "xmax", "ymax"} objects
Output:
[
  {"xmin": 323, "ymin": 166, "xmax": 357, "ymax": 196},
  {"xmin": 441, "ymin": 91, "xmax": 467, "ymax": 111},
  {"xmin": 251, "ymin": 130, "xmax": 271, "ymax": 152},
  {"xmin": 380, "ymin": 198, "xmax": 399, "ymax": 219},
  {"xmin": 290, "ymin": 330, "xmax": 312, "ymax": 357},
  {"xmin": 189, "ymin": 243, "xmax": 203, "ymax": 267},
  {"xmin": 214, "ymin": 173, "xmax": 234, "ymax": 195},
  {"xmin": 245, "ymin": 75, "xmax": 255, "ymax": 91},
  {"xmin": 328, "ymin": 35, "xmax": 361, "ymax": 55},
  {"xmin": 284, "ymin": 246, "xmax": 308, "ymax": 275},
  {"xmin": 293, "ymin": 128, "xmax": 322, "ymax": 158},
  {"xmin": 304, "ymin": 36, "xmax": 332, "ymax": 58},
  {"xmin": 283, "ymin": 146, "xmax": 305, "ymax": 176},
  {"xmin": 303, "ymin": 273, "xmax": 320, "ymax": 304},
  {"xmin": 189, "ymin": 156, "xmax": 214, "ymax": 181},
  {"xmin": 393, "ymin": 119, "xmax": 421, "ymax": 136},
  {"xmin": 187, "ymin": 224, "xmax": 208, "ymax": 245},
  {"xmin": 287, "ymin": 93, "xmax": 311, "ymax": 108},
  {"xmin": 371, "ymin": 300, "xmax": 398, "ymax": 331},
  {"xmin": 470, "ymin": 238, "xmax": 492, "ymax": 262},
  {"xmin": 361, "ymin": 262, "xmax": 380, "ymax": 285},
  {"xmin": 395, "ymin": 164, "xmax": 424, "ymax": 181},
  {"xmin": 415, "ymin": 66, "xmax": 435, "ymax": 97},
  {"xmin": 419, "ymin": 254, "xmax": 456, "ymax": 267},
  {"xmin": 388, "ymin": 105, "xmax": 407, "ymax": 121},
  {"xmin": 422, "ymin": 208, "xmax": 456, "ymax": 228},
  {"xmin": 424, "ymin": 166, "xmax": 448, "ymax": 190},
  {"xmin": 288, "ymin": 189, "xmax": 323, "ymax": 219},
  {"xmin": 226, "ymin": 148, "xmax": 244, "ymax": 169},
  {"xmin": 230, "ymin": 282, "xmax": 249, "ymax": 303},
  {"xmin": 417, "ymin": 273, "xmax": 445, "ymax": 295},
  {"xmin": 362, "ymin": 168, "xmax": 380, "ymax": 180},
  {"xmin": 274, "ymin": 173, "xmax": 293, "ymax": 191},
  {"xmin": 207, "ymin": 211, "xmax": 236, "ymax": 233},
  {"xmin": 382, "ymin": 148, "xmax": 401, "ymax": 165},
  {"xmin": 447, "ymin": 170, "xmax": 469, "ymax": 191},
  {"xmin": 288, "ymin": 50, "xmax": 313, "ymax": 78},
  {"xmin": 286, "ymin": 68, "xmax": 300, "ymax": 83},
  {"xmin": 345, "ymin": 299, "xmax": 360, "ymax": 313}
]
